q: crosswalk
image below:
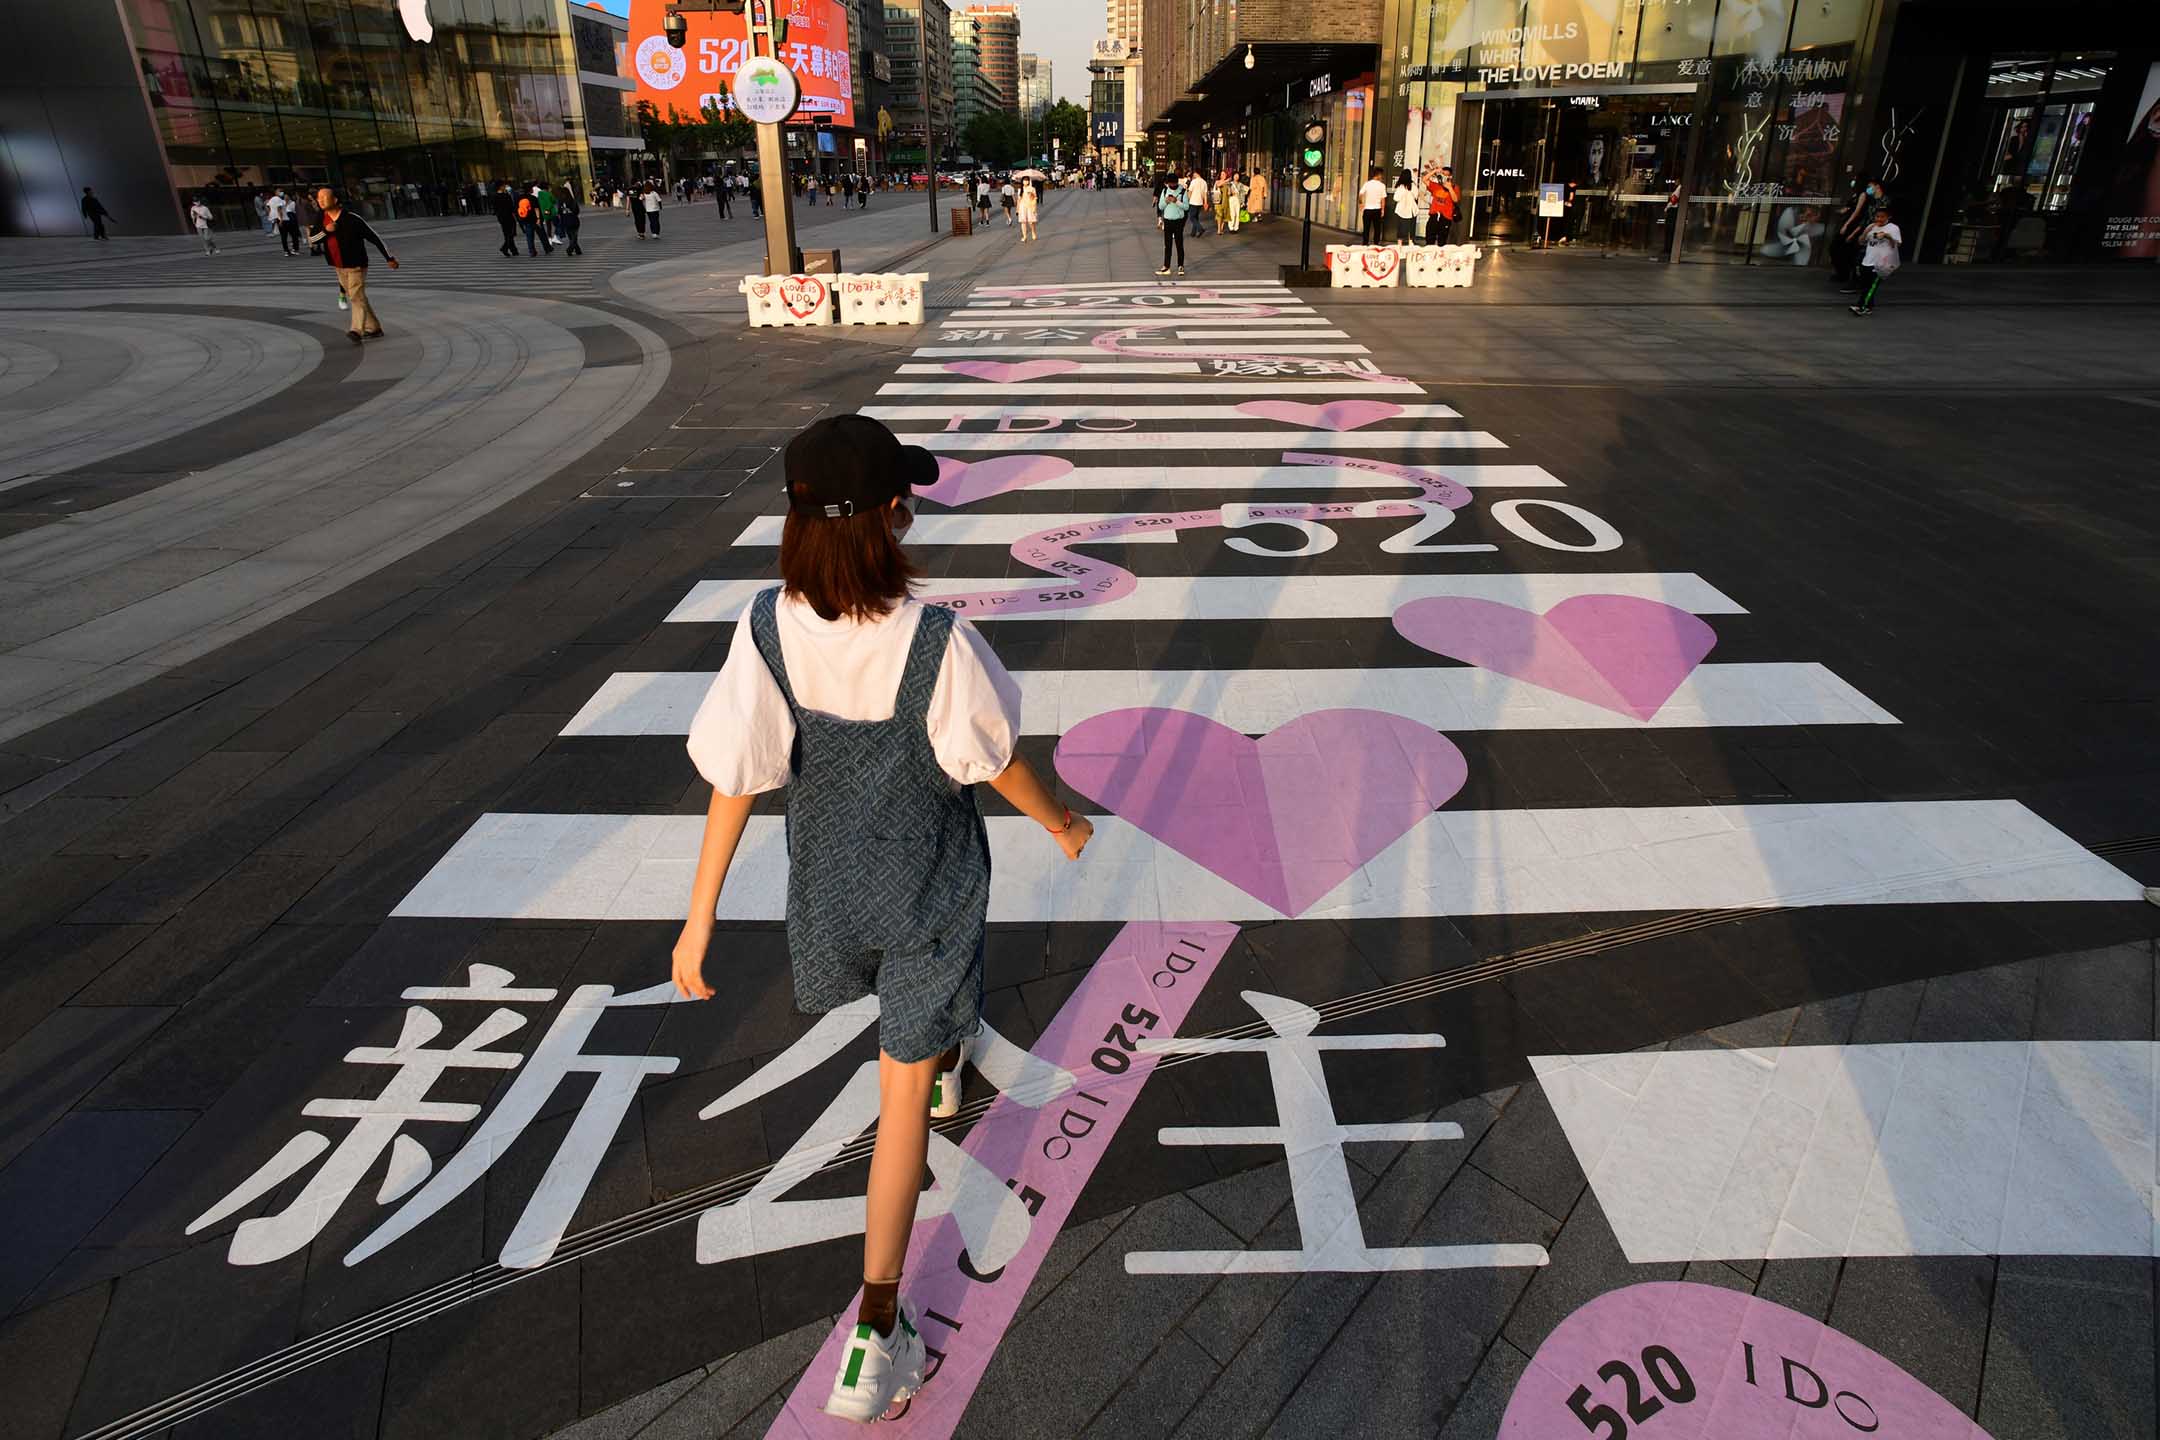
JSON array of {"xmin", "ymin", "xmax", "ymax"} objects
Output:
[{"xmin": 394, "ymin": 277, "xmax": 2144, "ymax": 926}]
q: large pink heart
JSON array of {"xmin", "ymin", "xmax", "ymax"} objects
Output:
[
  {"xmin": 1235, "ymin": 399, "xmax": 1403, "ymax": 432},
  {"xmin": 942, "ymin": 359, "xmax": 1083, "ymax": 384},
  {"xmin": 1394, "ymin": 595, "xmax": 1717, "ymax": 722},
  {"xmin": 1055, "ymin": 708, "xmax": 1467, "ymax": 917},
  {"xmin": 918, "ymin": 454, "xmax": 1075, "ymax": 507}
]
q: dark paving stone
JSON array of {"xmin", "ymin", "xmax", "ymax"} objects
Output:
[
  {"xmin": 1978, "ymin": 1265, "xmax": 2156, "ymax": 1440},
  {"xmin": 1080, "ymin": 1326, "xmax": 1219, "ymax": 1440},
  {"xmin": 1435, "ymin": 1337, "xmax": 1533, "ymax": 1440},
  {"xmin": 0, "ymin": 922, "xmax": 154, "ymax": 1051},
  {"xmin": 1910, "ymin": 956, "xmax": 2040, "ymax": 1042},
  {"xmin": 0, "ymin": 1004, "xmax": 173, "ymax": 1172},
  {"xmin": 578, "ymin": 1227, "xmax": 763, "ymax": 1418},
  {"xmin": 1754, "ymin": 1257, "xmax": 1842, "ymax": 1322},
  {"xmin": 73, "ymin": 854, "xmax": 338, "ymax": 1006},
  {"xmin": 1469, "ymin": 1080, "xmax": 1587, "ymax": 1224},
  {"xmin": 0, "ymin": 855, "xmax": 142, "ymax": 950},
  {"xmin": 170, "ymin": 1335, "xmax": 389, "ymax": 1439},
  {"xmin": 1825, "ymin": 1257, "xmax": 1995, "ymax": 1418},
  {"xmin": 0, "ymin": 1282, "xmax": 111, "ymax": 1440},
  {"xmin": 1503, "ymin": 1189, "xmax": 1682, "ymax": 1357},
  {"xmin": 378, "ymin": 1263, "xmax": 582, "ymax": 1440},
  {"xmin": 2032, "ymin": 942, "xmax": 2157, "ymax": 1041},
  {"xmin": 65, "ymin": 1240, "xmax": 310, "ymax": 1434},
  {"xmin": 0, "ymin": 1108, "xmax": 194, "ymax": 1315}
]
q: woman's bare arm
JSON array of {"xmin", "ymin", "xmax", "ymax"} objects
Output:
[
  {"xmin": 671, "ymin": 788, "xmax": 756, "ymax": 998},
  {"xmin": 988, "ymin": 753, "xmax": 1093, "ymax": 859}
]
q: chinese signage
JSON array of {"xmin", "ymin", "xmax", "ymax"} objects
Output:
[
  {"xmin": 1092, "ymin": 38, "xmax": 1130, "ymax": 63},
  {"xmin": 733, "ymin": 55, "xmax": 801, "ymax": 125},
  {"xmin": 627, "ymin": 0, "xmax": 854, "ymax": 127}
]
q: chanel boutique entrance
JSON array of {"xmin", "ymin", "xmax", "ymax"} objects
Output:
[{"xmin": 1458, "ymin": 87, "xmax": 1698, "ymax": 256}]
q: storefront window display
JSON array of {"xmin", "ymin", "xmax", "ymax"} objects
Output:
[
  {"xmin": 1252, "ymin": 75, "xmax": 1374, "ymax": 233},
  {"xmin": 1374, "ymin": 0, "xmax": 1870, "ymax": 264},
  {"xmin": 117, "ymin": 0, "xmax": 593, "ymax": 226}
]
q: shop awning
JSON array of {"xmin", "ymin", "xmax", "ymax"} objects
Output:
[{"xmin": 1174, "ymin": 41, "xmax": 1378, "ymax": 121}]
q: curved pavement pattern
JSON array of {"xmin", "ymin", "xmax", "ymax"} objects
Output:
[
  {"xmin": 0, "ymin": 284, "xmax": 670, "ymax": 744},
  {"xmin": 0, "ymin": 312, "xmax": 320, "ymax": 485}
]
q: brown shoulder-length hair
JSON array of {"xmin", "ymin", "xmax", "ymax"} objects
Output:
[{"xmin": 778, "ymin": 488, "xmax": 920, "ymax": 623}]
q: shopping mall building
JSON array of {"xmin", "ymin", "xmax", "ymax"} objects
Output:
[
  {"xmin": 0, "ymin": 1, "xmax": 646, "ymax": 236},
  {"xmin": 1143, "ymin": 0, "xmax": 2160, "ymax": 264}
]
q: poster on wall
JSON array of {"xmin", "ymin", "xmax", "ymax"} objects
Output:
[
  {"xmin": 2101, "ymin": 61, "xmax": 2160, "ymax": 257},
  {"xmin": 626, "ymin": 0, "xmax": 854, "ymax": 128}
]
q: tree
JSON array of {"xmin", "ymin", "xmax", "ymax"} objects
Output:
[
  {"xmin": 637, "ymin": 90, "xmax": 753, "ymax": 181},
  {"xmin": 1044, "ymin": 99, "xmax": 1088, "ymax": 164},
  {"xmin": 963, "ymin": 109, "xmax": 1024, "ymax": 167}
]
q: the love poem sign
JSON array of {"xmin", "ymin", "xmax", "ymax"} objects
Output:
[{"xmin": 1502, "ymin": 1282, "xmax": 1994, "ymax": 1439}]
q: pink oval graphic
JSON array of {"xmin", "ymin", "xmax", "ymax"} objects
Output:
[{"xmin": 1502, "ymin": 1282, "xmax": 1993, "ymax": 1439}]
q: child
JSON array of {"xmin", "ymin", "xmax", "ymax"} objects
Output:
[
  {"xmin": 671, "ymin": 415, "xmax": 1092, "ymax": 1424},
  {"xmin": 1851, "ymin": 204, "xmax": 1901, "ymax": 316}
]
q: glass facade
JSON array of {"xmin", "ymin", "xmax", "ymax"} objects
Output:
[
  {"xmin": 1369, "ymin": 0, "xmax": 1871, "ymax": 263},
  {"xmin": 99, "ymin": 0, "xmax": 594, "ymax": 229}
]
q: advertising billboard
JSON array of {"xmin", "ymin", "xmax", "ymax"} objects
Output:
[{"xmin": 627, "ymin": 0, "xmax": 854, "ymax": 128}]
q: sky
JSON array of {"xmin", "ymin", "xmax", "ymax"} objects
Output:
[{"xmin": 580, "ymin": 0, "xmax": 1097, "ymax": 107}]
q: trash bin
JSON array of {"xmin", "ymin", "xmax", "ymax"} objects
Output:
[
  {"xmin": 799, "ymin": 247, "xmax": 842, "ymax": 276},
  {"xmin": 950, "ymin": 206, "xmax": 973, "ymax": 236}
]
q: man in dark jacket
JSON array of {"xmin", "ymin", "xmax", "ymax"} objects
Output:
[
  {"xmin": 81, "ymin": 187, "xmax": 113, "ymax": 240},
  {"xmin": 492, "ymin": 183, "xmax": 517, "ymax": 256},
  {"xmin": 307, "ymin": 188, "xmax": 398, "ymax": 343}
]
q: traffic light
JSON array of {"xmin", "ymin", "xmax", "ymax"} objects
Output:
[{"xmin": 1298, "ymin": 120, "xmax": 1327, "ymax": 194}]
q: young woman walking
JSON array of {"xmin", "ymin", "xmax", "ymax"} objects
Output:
[
  {"xmin": 1016, "ymin": 178, "xmax": 1039, "ymax": 241},
  {"xmin": 671, "ymin": 415, "xmax": 1093, "ymax": 1423}
]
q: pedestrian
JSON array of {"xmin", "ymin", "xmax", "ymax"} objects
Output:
[
  {"xmin": 1185, "ymin": 168, "xmax": 1210, "ymax": 237},
  {"xmin": 555, "ymin": 182, "xmax": 583, "ymax": 255},
  {"xmin": 670, "ymin": 414, "xmax": 1091, "ymax": 1425},
  {"xmin": 517, "ymin": 188, "xmax": 551, "ymax": 255},
  {"xmin": 1000, "ymin": 177, "xmax": 1016, "ymax": 225},
  {"xmin": 642, "ymin": 182, "xmax": 663, "ymax": 237},
  {"xmin": 278, "ymin": 190, "xmax": 305, "ymax": 254},
  {"xmin": 716, "ymin": 174, "xmax": 733, "ymax": 218},
  {"xmin": 975, "ymin": 174, "xmax": 992, "ymax": 224},
  {"xmin": 1017, "ymin": 177, "xmax": 1038, "ymax": 242},
  {"xmin": 304, "ymin": 187, "xmax": 397, "ymax": 344},
  {"xmin": 492, "ymin": 182, "xmax": 519, "ymax": 255},
  {"xmin": 1832, "ymin": 176, "xmax": 1883, "ymax": 290},
  {"xmin": 1422, "ymin": 164, "xmax": 1459, "ymax": 245},
  {"xmin": 1156, "ymin": 175, "xmax": 1189, "ymax": 275},
  {"xmin": 1392, "ymin": 168, "xmax": 1420, "ymax": 244},
  {"xmin": 1359, "ymin": 166, "xmax": 1388, "ymax": 245},
  {"xmin": 1248, "ymin": 168, "xmax": 1268, "ymax": 223},
  {"xmin": 81, "ymin": 186, "xmax": 113, "ymax": 240},
  {"xmin": 856, "ymin": 171, "xmax": 870, "ymax": 209},
  {"xmin": 750, "ymin": 174, "xmax": 764, "ymax": 218},
  {"xmin": 189, "ymin": 195, "xmax": 219, "ymax": 254},
  {"xmin": 536, "ymin": 182, "xmax": 558, "ymax": 243},
  {"xmin": 1226, "ymin": 172, "xmax": 1247, "ymax": 232},
  {"xmin": 1214, "ymin": 170, "xmax": 1232, "ymax": 233},
  {"xmin": 631, "ymin": 181, "xmax": 650, "ymax": 237},
  {"xmin": 1849, "ymin": 204, "xmax": 1901, "ymax": 316},
  {"xmin": 254, "ymin": 191, "xmax": 272, "ymax": 234}
]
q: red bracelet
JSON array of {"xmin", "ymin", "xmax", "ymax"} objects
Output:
[{"xmin": 1048, "ymin": 807, "xmax": 1074, "ymax": 835}]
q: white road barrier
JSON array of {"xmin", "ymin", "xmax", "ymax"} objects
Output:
[
  {"xmin": 1402, "ymin": 243, "xmax": 1481, "ymax": 288},
  {"xmin": 1325, "ymin": 244, "xmax": 1404, "ymax": 287},
  {"xmin": 836, "ymin": 272, "xmax": 928, "ymax": 326},
  {"xmin": 739, "ymin": 273, "xmax": 834, "ymax": 326}
]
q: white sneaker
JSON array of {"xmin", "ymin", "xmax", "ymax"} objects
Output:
[
  {"xmin": 824, "ymin": 1303, "xmax": 926, "ymax": 1423},
  {"xmin": 930, "ymin": 1041, "xmax": 965, "ymax": 1120}
]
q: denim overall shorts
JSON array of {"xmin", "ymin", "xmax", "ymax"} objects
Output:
[{"xmin": 749, "ymin": 588, "xmax": 990, "ymax": 1062}]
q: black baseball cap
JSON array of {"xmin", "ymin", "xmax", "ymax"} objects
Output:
[{"xmin": 783, "ymin": 414, "xmax": 937, "ymax": 519}]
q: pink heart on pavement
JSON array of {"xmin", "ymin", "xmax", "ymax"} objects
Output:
[
  {"xmin": 1235, "ymin": 399, "xmax": 1404, "ymax": 431},
  {"xmin": 942, "ymin": 359, "xmax": 1083, "ymax": 384},
  {"xmin": 1055, "ymin": 708, "xmax": 1467, "ymax": 917},
  {"xmin": 918, "ymin": 454, "xmax": 1076, "ymax": 507},
  {"xmin": 1394, "ymin": 595, "xmax": 1718, "ymax": 722}
]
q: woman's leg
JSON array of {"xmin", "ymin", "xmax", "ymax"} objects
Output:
[{"xmin": 862, "ymin": 1050, "xmax": 938, "ymax": 1299}]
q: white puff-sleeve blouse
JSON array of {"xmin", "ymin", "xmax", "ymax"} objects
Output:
[{"xmin": 686, "ymin": 592, "xmax": 1023, "ymax": 795}]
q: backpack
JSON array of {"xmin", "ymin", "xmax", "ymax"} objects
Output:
[{"xmin": 517, "ymin": 196, "xmax": 534, "ymax": 220}]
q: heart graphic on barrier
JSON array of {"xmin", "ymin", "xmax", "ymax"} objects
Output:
[
  {"xmin": 1362, "ymin": 248, "xmax": 1400, "ymax": 281},
  {"xmin": 919, "ymin": 455, "xmax": 1076, "ymax": 507},
  {"xmin": 778, "ymin": 274, "xmax": 827, "ymax": 319},
  {"xmin": 1393, "ymin": 594, "xmax": 1717, "ymax": 721},
  {"xmin": 1235, "ymin": 399, "xmax": 1404, "ymax": 432},
  {"xmin": 1055, "ymin": 708, "xmax": 1468, "ymax": 917},
  {"xmin": 942, "ymin": 359, "xmax": 1083, "ymax": 384}
]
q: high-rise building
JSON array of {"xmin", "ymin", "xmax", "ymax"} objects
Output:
[
  {"xmin": 950, "ymin": 12, "xmax": 1006, "ymax": 137},
  {"xmin": 1105, "ymin": 0, "xmax": 1142, "ymax": 50},
  {"xmin": 884, "ymin": 0, "xmax": 954, "ymax": 161},
  {"xmin": 961, "ymin": 5, "xmax": 1021, "ymax": 117},
  {"xmin": 1018, "ymin": 53, "xmax": 1052, "ymax": 121}
]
